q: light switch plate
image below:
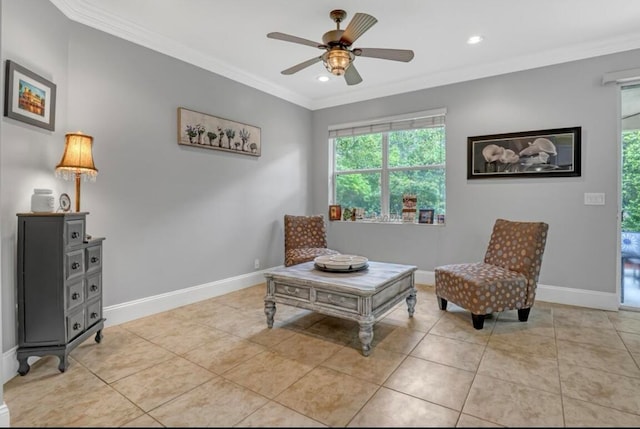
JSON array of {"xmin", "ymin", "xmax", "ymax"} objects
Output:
[{"xmin": 584, "ymin": 192, "xmax": 605, "ymax": 205}]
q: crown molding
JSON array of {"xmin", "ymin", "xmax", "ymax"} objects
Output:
[
  {"xmin": 49, "ymin": 0, "xmax": 314, "ymax": 109},
  {"xmin": 49, "ymin": 0, "xmax": 640, "ymax": 111},
  {"xmin": 309, "ymin": 32, "xmax": 640, "ymax": 110}
]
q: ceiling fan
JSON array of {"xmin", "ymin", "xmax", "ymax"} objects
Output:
[{"xmin": 267, "ymin": 9, "xmax": 415, "ymax": 86}]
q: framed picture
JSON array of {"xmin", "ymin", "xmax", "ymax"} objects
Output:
[
  {"xmin": 402, "ymin": 194, "xmax": 417, "ymax": 223},
  {"xmin": 329, "ymin": 205, "xmax": 342, "ymax": 221},
  {"xmin": 467, "ymin": 127, "xmax": 581, "ymax": 179},
  {"xmin": 178, "ymin": 107, "xmax": 261, "ymax": 157},
  {"xmin": 418, "ymin": 208, "xmax": 434, "ymax": 224},
  {"xmin": 4, "ymin": 60, "xmax": 56, "ymax": 131}
]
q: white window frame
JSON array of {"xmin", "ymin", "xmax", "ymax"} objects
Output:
[{"xmin": 328, "ymin": 108, "xmax": 446, "ymax": 219}]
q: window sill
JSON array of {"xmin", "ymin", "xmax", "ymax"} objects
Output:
[{"xmin": 330, "ymin": 220, "xmax": 445, "ymax": 226}]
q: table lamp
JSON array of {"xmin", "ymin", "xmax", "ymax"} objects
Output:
[{"xmin": 55, "ymin": 132, "xmax": 98, "ymax": 212}]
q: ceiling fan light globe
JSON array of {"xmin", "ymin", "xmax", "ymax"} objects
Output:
[{"xmin": 322, "ymin": 49, "xmax": 353, "ymax": 76}]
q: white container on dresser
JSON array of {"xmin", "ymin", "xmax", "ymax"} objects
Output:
[{"xmin": 16, "ymin": 212, "xmax": 105, "ymax": 375}]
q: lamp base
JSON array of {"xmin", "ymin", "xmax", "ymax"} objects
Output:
[{"xmin": 75, "ymin": 173, "xmax": 81, "ymax": 212}]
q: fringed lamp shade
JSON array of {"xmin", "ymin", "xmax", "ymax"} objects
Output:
[{"xmin": 55, "ymin": 132, "xmax": 98, "ymax": 212}]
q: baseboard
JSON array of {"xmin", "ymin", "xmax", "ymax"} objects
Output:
[
  {"xmin": 2, "ymin": 267, "xmax": 619, "ymax": 384},
  {"xmin": 535, "ymin": 283, "xmax": 619, "ymax": 311},
  {"xmin": 0, "ymin": 403, "xmax": 9, "ymax": 427},
  {"xmin": 103, "ymin": 268, "xmax": 271, "ymax": 327},
  {"xmin": 415, "ymin": 270, "xmax": 435, "ymax": 286}
]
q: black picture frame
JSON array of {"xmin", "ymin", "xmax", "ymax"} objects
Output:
[
  {"xmin": 467, "ymin": 127, "xmax": 581, "ymax": 179},
  {"xmin": 418, "ymin": 208, "xmax": 434, "ymax": 224},
  {"xmin": 4, "ymin": 60, "xmax": 56, "ymax": 131}
]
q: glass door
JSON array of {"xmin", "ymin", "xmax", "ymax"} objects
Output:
[{"xmin": 621, "ymin": 83, "xmax": 640, "ymax": 308}]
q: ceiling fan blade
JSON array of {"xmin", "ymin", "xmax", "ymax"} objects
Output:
[
  {"xmin": 281, "ymin": 56, "xmax": 322, "ymax": 75},
  {"xmin": 267, "ymin": 32, "xmax": 324, "ymax": 49},
  {"xmin": 340, "ymin": 13, "xmax": 377, "ymax": 45},
  {"xmin": 355, "ymin": 48, "xmax": 415, "ymax": 62},
  {"xmin": 344, "ymin": 64, "xmax": 363, "ymax": 86}
]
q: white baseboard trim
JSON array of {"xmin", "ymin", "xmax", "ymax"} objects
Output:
[
  {"xmin": 2, "ymin": 267, "xmax": 619, "ymax": 385},
  {"xmin": 535, "ymin": 283, "xmax": 619, "ymax": 311},
  {"xmin": 102, "ymin": 269, "xmax": 271, "ymax": 327},
  {"xmin": 415, "ymin": 270, "xmax": 435, "ymax": 286},
  {"xmin": 0, "ymin": 403, "xmax": 10, "ymax": 427}
]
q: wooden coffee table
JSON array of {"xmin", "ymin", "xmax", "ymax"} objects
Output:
[{"xmin": 264, "ymin": 260, "xmax": 417, "ymax": 356}]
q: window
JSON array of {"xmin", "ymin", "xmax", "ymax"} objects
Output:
[{"xmin": 329, "ymin": 109, "xmax": 446, "ymax": 220}]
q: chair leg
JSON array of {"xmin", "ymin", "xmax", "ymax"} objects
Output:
[
  {"xmin": 437, "ymin": 296, "xmax": 447, "ymax": 311},
  {"xmin": 518, "ymin": 308, "xmax": 531, "ymax": 322},
  {"xmin": 471, "ymin": 314, "xmax": 485, "ymax": 330}
]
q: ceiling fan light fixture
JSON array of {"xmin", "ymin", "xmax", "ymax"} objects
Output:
[{"xmin": 322, "ymin": 48, "xmax": 353, "ymax": 76}]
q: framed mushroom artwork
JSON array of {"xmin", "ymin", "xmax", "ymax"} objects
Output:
[{"xmin": 467, "ymin": 127, "xmax": 581, "ymax": 179}]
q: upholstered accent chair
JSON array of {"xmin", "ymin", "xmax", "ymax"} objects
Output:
[
  {"xmin": 435, "ymin": 218, "xmax": 549, "ymax": 329},
  {"xmin": 284, "ymin": 214, "xmax": 340, "ymax": 267}
]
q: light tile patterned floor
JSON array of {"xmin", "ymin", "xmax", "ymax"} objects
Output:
[{"xmin": 5, "ymin": 283, "xmax": 640, "ymax": 427}]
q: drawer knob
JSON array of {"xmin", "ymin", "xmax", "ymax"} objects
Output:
[
  {"xmin": 71, "ymin": 231, "xmax": 80, "ymax": 239},
  {"xmin": 73, "ymin": 322, "xmax": 82, "ymax": 331},
  {"xmin": 90, "ymin": 284, "xmax": 98, "ymax": 292},
  {"xmin": 71, "ymin": 262, "xmax": 80, "ymax": 270},
  {"xmin": 71, "ymin": 292, "xmax": 80, "ymax": 300},
  {"xmin": 90, "ymin": 312, "xmax": 98, "ymax": 319},
  {"xmin": 284, "ymin": 286, "xmax": 299, "ymax": 295},
  {"xmin": 91, "ymin": 256, "xmax": 99, "ymax": 263}
]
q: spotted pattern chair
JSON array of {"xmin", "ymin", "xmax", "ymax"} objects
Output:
[
  {"xmin": 284, "ymin": 214, "xmax": 340, "ymax": 267},
  {"xmin": 435, "ymin": 218, "xmax": 549, "ymax": 329}
]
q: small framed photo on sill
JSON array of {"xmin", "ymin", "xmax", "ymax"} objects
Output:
[
  {"xmin": 329, "ymin": 205, "xmax": 342, "ymax": 221},
  {"xmin": 418, "ymin": 208, "xmax": 435, "ymax": 224}
]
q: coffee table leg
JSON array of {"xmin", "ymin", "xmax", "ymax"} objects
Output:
[
  {"xmin": 264, "ymin": 300, "xmax": 276, "ymax": 328},
  {"xmin": 406, "ymin": 289, "xmax": 417, "ymax": 317},
  {"xmin": 359, "ymin": 322, "xmax": 374, "ymax": 356}
]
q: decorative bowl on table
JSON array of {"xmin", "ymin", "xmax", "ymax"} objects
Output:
[{"xmin": 314, "ymin": 254, "xmax": 369, "ymax": 272}]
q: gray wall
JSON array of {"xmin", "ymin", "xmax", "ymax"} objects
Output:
[
  {"xmin": 0, "ymin": 0, "xmax": 313, "ymax": 351},
  {"xmin": 315, "ymin": 52, "xmax": 638, "ymax": 294}
]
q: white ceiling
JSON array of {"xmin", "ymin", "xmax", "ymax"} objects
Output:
[{"xmin": 50, "ymin": 0, "xmax": 640, "ymax": 110}]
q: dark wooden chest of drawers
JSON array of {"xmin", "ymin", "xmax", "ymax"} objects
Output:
[{"xmin": 16, "ymin": 212, "xmax": 105, "ymax": 375}]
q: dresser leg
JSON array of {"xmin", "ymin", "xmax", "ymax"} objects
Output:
[
  {"xmin": 58, "ymin": 355, "xmax": 68, "ymax": 373},
  {"xmin": 17, "ymin": 358, "xmax": 30, "ymax": 376},
  {"xmin": 95, "ymin": 330, "xmax": 103, "ymax": 343}
]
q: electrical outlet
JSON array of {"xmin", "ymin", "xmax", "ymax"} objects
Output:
[
  {"xmin": 254, "ymin": 258, "xmax": 260, "ymax": 269},
  {"xmin": 584, "ymin": 192, "xmax": 605, "ymax": 205}
]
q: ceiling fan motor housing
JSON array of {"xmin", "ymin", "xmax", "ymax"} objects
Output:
[{"xmin": 323, "ymin": 29, "xmax": 345, "ymax": 46}]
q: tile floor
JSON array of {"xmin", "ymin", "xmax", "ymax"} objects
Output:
[{"xmin": 6, "ymin": 283, "xmax": 640, "ymax": 427}]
